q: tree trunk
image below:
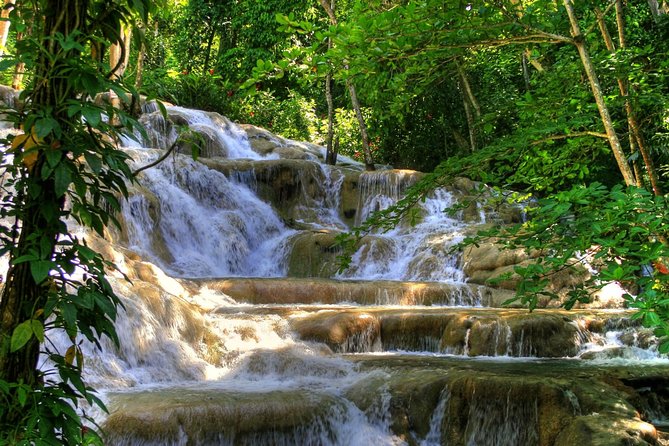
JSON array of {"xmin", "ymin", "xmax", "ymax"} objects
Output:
[
  {"xmin": 524, "ymin": 48, "xmax": 544, "ymax": 72},
  {"xmin": 325, "ymin": 7, "xmax": 337, "ymax": 166},
  {"xmin": 110, "ymin": 25, "xmax": 132, "ymax": 79},
  {"xmin": 595, "ymin": 3, "xmax": 662, "ymax": 194},
  {"xmin": 648, "ymin": 0, "xmax": 669, "ymax": 21},
  {"xmin": 346, "ymin": 80, "xmax": 374, "ymax": 170},
  {"xmin": 521, "ymin": 51, "xmax": 530, "ymax": 92},
  {"xmin": 461, "ymin": 80, "xmax": 477, "ymax": 152},
  {"xmin": 563, "ymin": 0, "xmax": 636, "ymax": 187},
  {"xmin": 109, "ymin": 25, "xmax": 132, "ymax": 120},
  {"xmin": 455, "ymin": 59, "xmax": 480, "ymax": 151},
  {"xmin": 455, "ymin": 59, "xmax": 481, "ymax": 118},
  {"xmin": 203, "ymin": 25, "xmax": 216, "ymax": 73},
  {"xmin": 0, "ymin": 0, "xmax": 85, "ymax": 424},
  {"xmin": 325, "ymin": 72, "xmax": 337, "ymax": 165},
  {"xmin": 11, "ymin": 32, "xmax": 24, "ymax": 89},
  {"xmin": 11, "ymin": 64, "xmax": 24, "ymax": 90},
  {"xmin": 320, "ymin": 0, "xmax": 375, "ymax": 170},
  {"xmin": 135, "ymin": 38, "xmax": 145, "ymax": 90},
  {"xmin": 0, "ymin": 0, "xmax": 13, "ymax": 57}
]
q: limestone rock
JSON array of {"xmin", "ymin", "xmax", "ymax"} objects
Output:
[{"xmin": 291, "ymin": 311, "xmax": 381, "ymax": 352}]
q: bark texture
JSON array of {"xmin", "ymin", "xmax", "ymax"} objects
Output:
[
  {"xmin": 0, "ymin": 0, "xmax": 85, "ymax": 424},
  {"xmin": 563, "ymin": 0, "xmax": 636, "ymax": 187},
  {"xmin": 320, "ymin": 0, "xmax": 375, "ymax": 170}
]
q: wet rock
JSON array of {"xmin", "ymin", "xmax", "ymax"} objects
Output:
[
  {"xmin": 348, "ymin": 355, "xmax": 668, "ymax": 446},
  {"xmin": 203, "ymin": 158, "xmax": 336, "ymax": 227},
  {"xmin": 339, "ymin": 170, "xmax": 361, "ymax": 226},
  {"xmin": 0, "ymin": 84, "xmax": 20, "ymax": 109},
  {"xmin": 287, "ymin": 231, "xmax": 342, "ymax": 278},
  {"xmin": 103, "ymin": 389, "xmax": 341, "ymax": 445},
  {"xmin": 241, "ymin": 124, "xmax": 324, "ymax": 160},
  {"xmin": 282, "ymin": 305, "xmax": 639, "ymax": 358},
  {"xmin": 380, "ymin": 313, "xmax": 455, "ymax": 353},
  {"xmin": 242, "ymin": 124, "xmax": 286, "ymax": 155},
  {"xmin": 462, "ymin": 240, "xmax": 591, "ymax": 303},
  {"xmin": 200, "ymin": 277, "xmax": 490, "ymax": 306},
  {"xmin": 291, "ymin": 311, "xmax": 381, "ymax": 353}
]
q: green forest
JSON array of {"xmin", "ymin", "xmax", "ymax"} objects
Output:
[{"xmin": 0, "ymin": 0, "xmax": 668, "ymax": 443}]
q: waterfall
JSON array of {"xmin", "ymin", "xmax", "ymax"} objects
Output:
[
  {"xmin": 341, "ymin": 183, "xmax": 466, "ymax": 282},
  {"xmin": 421, "ymin": 388, "xmax": 451, "ymax": 446},
  {"xmin": 11, "ymin": 104, "xmax": 662, "ymax": 446},
  {"xmin": 122, "ymin": 149, "xmax": 295, "ymax": 278}
]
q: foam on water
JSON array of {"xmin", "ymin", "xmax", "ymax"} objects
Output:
[{"xmin": 122, "ymin": 149, "xmax": 295, "ymax": 278}]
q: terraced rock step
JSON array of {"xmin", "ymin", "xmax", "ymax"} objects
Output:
[
  {"xmin": 103, "ymin": 389, "xmax": 343, "ymax": 445},
  {"xmin": 102, "ymin": 357, "xmax": 669, "ymax": 446},
  {"xmin": 194, "ymin": 277, "xmax": 505, "ymax": 306},
  {"xmin": 209, "ymin": 305, "xmax": 654, "ymax": 359},
  {"xmin": 346, "ymin": 355, "xmax": 669, "ymax": 446}
]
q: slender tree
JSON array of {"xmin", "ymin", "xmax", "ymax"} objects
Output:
[
  {"xmin": 320, "ymin": 0, "xmax": 375, "ymax": 170},
  {"xmin": 0, "ymin": 0, "xmax": 13, "ymax": 56}
]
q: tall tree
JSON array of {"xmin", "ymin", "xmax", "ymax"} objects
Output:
[
  {"xmin": 0, "ymin": 0, "xmax": 152, "ymax": 442},
  {"xmin": 320, "ymin": 0, "xmax": 375, "ymax": 170},
  {"xmin": 562, "ymin": 0, "xmax": 636, "ymax": 186},
  {"xmin": 0, "ymin": 0, "xmax": 13, "ymax": 57}
]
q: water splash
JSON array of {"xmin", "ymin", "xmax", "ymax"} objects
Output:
[
  {"xmin": 123, "ymin": 150, "xmax": 295, "ymax": 278},
  {"xmin": 420, "ymin": 388, "xmax": 451, "ymax": 446},
  {"xmin": 342, "ymin": 186, "xmax": 466, "ymax": 282}
]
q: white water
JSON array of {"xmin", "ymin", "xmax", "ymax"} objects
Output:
[
  {"xmin": 341, "ymin": 185, "xmax": 466, "ymax": 282},
  {"xmin": 7, "ymin": 104, "xmax": 659, "ymax": 445},
  {"xmin": 124, "ymin": 106, "xmax": 469, "ymax": 283},
  {"xmin": 122, "ymin": 149, "xmax": 295, "ymax": 278}
]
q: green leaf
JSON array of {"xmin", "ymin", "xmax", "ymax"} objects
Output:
[
  {"xmin": 659, "ymin": 339, "xmax": 669, "ymax": 354},
  {"xmin": 35, "ymin": 117, "xmax": 60, "ymax": 139},
  {"xmin": 64, "ymin": 345, "xmax": 76, "ymax": 366},
  {"xmin": 31, "ymin": 319, "xmax": 45, "ymax": 343},
  {"xmin": 84, "ymin": 152, "xmax": 102, "ymax": 174},
  {"xmin": 11, "ymin": 321, "xmax": 33, "ymax": 352},
  {"xmin": 76, "ymin": 244, "xmax": 96, "ymax": 261},
  {"xmin": 45, "ymin": 149, "xmax": 62, "ymax": 168},
  {"xmin": 54, "ymin": 163, "xmax": 71, "ymax": 197},
  {"xmin": 643, "ymin": 311, "xmax": 662, "ymax": 327},
  {"xmin": 81, "ymin": 107, "xmax": 101, "ymax": 127},
  {"xmin": 16, "ymin": 385, "xmax": 27, "ymax": 406},
  {"xmin": 0, "ymin": 58, "xmax": 16, "ymax": 71},
  {"xmin": 30, "ymin": 259, "xmax": 52, "ymax": 284},
  {"xmin": 13, "ymin": 253, "xmax": 39, "ymax": 264},
  {"xmin": 93, "ymin": 293, "xmax": 117, "ymax": 319}
]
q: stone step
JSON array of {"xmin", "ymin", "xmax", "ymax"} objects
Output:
[
  {"xmin": 103, "ymin": 388, "xmax": 344, "ymax": 445},
  {"xmin": 260, "ymin": 307, "xmax": 649, "ymax": 358},
  {"xmin": 192, "ymin": 277, "xmax": 506, "ymax": 307},
  {"xmin": 102, "ymin": 356, "xmax": 669, "ymax": 446},
  {"xmin": 346, "ymin": 354, "xmax": 669, "ymax": 446}
]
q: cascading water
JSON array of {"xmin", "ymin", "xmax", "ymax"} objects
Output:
[
  {"xmin": 17, "ymin": 104, "xmax": 666, "ymax": 445},
  {"xmin": 341, "ymin": 182, "xmax": 466, "ymax": 282},
  {"xmin": 121, "ymin": 149, "xmax": 294, "ymax": 278}
]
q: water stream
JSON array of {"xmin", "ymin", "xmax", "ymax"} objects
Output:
[{"xmin": 37, "ymin": 106, "xmax": 669, "ymax": 445}]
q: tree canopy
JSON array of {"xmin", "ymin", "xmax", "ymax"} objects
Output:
[{"xmin": 0, "ymin": 0, "xmax": 668, "ymax": 441}]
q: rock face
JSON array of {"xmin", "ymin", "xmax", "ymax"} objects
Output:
[
  {"xmin": 0, "ymin": 84, "xmax": 20, "ymax": 109},
  {"xmin": 286, "ymin": 231, "xmax": 342, "ymax": 278},
  {"xmin": 103, "ymin": 389, "xmax": 342, "ymax": 445},
  {"xmin": 286, "ymin": 306, "xmax": 645, "ymax": 358},
  {"xmin": 462, "ymin": 240, "xmax": 596, "ymax": 306},
  {"xmin": 198, "ymin": 277, "xmax": 490, "ymax": 306},
  {"xmin": 346, "ymin": 356, "xmax": 668, "ymax": 446}
]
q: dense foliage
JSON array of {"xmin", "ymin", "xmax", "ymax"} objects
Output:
[
  {"xmin": 0, "ymin": 0, "xmax": 668, "ymax": 440},
  {"xmin": 0, "ymin": 0, "xmax": 153, "ymax": 443}
]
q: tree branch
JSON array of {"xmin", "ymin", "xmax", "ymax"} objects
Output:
[
  {"xmin": 530, "ymin": 131, "xmax": 608, "ymax": 145},
  {"xmin": 132, "ymin": 139, "xmax": 179, "ymax": 177}
]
